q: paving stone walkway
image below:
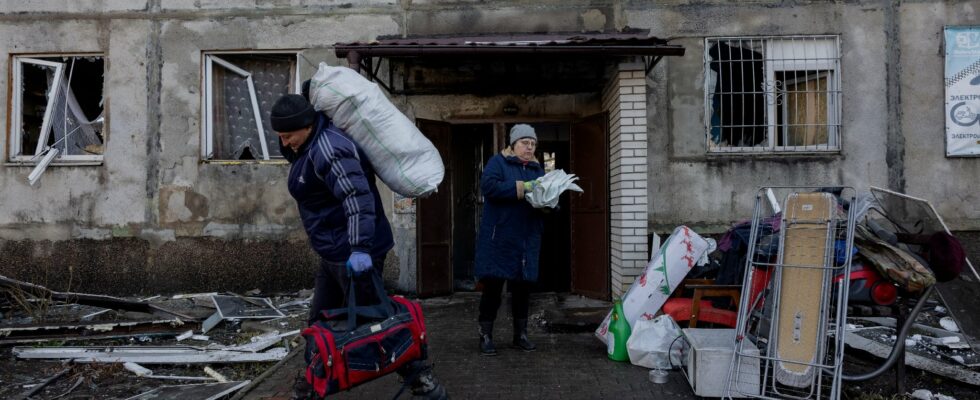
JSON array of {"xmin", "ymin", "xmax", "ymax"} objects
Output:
[{"xmin": 239, "ymin": 293, "xmax": 696, "ymax": 400}]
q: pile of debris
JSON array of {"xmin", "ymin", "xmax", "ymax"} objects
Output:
[{"xmin": 0, "ymin": 274, "xmax": 311, "ymax": 399}]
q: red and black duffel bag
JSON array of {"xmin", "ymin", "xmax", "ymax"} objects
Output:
[{"xmin": 301, "ymin": 271, "xmax": 428, "ymax": 398}]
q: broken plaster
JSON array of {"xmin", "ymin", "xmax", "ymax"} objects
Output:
[
  {"xmin": 580, "ymin": 9, "xmax": 607, "ymax": 32},
  {"xmin": 138, "ymin": 228, "xmax": 176, "ymax": 245}
]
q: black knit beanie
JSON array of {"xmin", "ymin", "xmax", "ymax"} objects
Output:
[{"xmin": 270, "ymin": 94, "xmax": 316, "ymax": 132}]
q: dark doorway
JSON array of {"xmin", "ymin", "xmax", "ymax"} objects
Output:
[
  {"xmin": 416, "ymin": 119, "xmax": 454, "ymax": 297},
  {"xmin": 450, "ymin": 123, "xmax": 572, "ymax": 293},
  {"xmin": 504, "ymin": 123, "xmax": 572, "ymax": 293},
  {"xmin": 417, "ymin": 120, "xmax": 600, "ymax": 298},
  {"xmin": 450, "ymin": 124, "xmax": 495, "ymax": 291}
]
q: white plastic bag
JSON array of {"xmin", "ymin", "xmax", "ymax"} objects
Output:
[
  {"xmin": 309, "ymin": 63, "xmax": 444, "ymax": 198},
  {"xmin": 626, "ymin": 315, "xmax": 683, "ymax": 370},
  {"xmin": 525, "ymin": 169, "xmax": 583, "ymax": 208}
]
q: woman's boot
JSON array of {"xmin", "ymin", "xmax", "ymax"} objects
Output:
[
  {"xmin": 512, "ymin": 319, "xmax": 536, "ymax": 352},
  {"xmin": 479, "ymin": 321, "xmax": 497, "ymax": 356}
]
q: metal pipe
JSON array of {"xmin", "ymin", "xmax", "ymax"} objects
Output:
[{"xmin": 841, "ymin": 285, "xmax": 936, "ymax": 382}]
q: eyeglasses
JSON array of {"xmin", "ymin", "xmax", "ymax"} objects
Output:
[{"xmin": 516, "ymin": 139, "xmax": 537, "ymax": 148}]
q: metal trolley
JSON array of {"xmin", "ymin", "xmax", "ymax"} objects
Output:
[{"xmin": 725, "ymin": 187, "xmax": 857, "ymax": 400}]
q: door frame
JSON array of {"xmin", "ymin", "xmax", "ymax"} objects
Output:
[{"xmin": 416, "ymin": 117, "xmax": 611, "ymax": 299}]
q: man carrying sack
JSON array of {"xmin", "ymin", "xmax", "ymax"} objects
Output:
[{"xmin": 271, "ymin": 93, "xmax": 447, "ymax": 400}]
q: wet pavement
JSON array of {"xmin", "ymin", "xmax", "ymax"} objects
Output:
[{"xmin": 238, "ymin": 292, "xmax": 697, "ymax": 400}]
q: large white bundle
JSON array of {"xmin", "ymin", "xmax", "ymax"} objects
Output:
[{"xmin": 309, "ymin": 63, "xmax": 444, "ymax": 198}]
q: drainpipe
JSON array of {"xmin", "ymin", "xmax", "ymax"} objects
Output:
[{"xmin": 346, "ymin": 51, "xmax": 361, "ymax": 72}]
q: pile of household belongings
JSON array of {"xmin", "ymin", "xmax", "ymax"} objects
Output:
[
  {"xmin": 846, "ymin": 190, "xmax": 966, "ymax": 293},
  {"xmin": 595, "ymin": 226, "xmax": 712, "ymax": 355},
  {"xmin": 309, "ymin": 63, "xmax": 444, "ymax": 198},
  {"xmin": 594, "ymin": 189, "xmax": 970, "ymax": 371}
]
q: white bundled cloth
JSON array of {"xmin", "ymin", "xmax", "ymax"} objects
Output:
[
  {"xmin": 524, "ymin": 169, "xmax": 583, "ymax": 208},
  {"xmin": 309, "ymin": 63, "xmax": 444, "ymax": 198}
]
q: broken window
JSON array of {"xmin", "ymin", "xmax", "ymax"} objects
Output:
[
  {"xmin": 202, "ymin": 52, "xmax": 299, "ymax": 161},
  {"xmin": 8, "ymin": 55, "xmax": 106, "ymax": 182},
  {"xmin": 705, "ymin": 36, "xmax": 841, "ymax": 153}
]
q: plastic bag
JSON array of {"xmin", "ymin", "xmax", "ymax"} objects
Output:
[
  {"xmin": 525, "ymin": 169, "xmax": 583, "ymax": 208},
  {"xmin": 309, "ymin": 63, "xmax": 444, "ymax": 198},
  {"xmin": 626, "ymin": 315, "xmax": 683, "ymax": 370}
]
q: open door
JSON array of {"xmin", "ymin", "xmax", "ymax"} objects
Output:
[
  {"xmin": 416, "ymin": 119, "xmax": 454, "ymax": 297},
  {"xmin": 569, "ymin": 113, "xmax": 610, "ymax": 300}
]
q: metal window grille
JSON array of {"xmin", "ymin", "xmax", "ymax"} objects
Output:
[{"xmin": 704, "ymin": 36, "xmax": 842, "ymax": 153}]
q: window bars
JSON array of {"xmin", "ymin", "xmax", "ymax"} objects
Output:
[{"xmin": 705, "ymin": 36, "xmax": 842, "ymax": 153}]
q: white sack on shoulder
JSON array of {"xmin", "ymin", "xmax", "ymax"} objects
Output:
[
  {"xmin": 525, "ymin": 169, "xmax": 583, "ymax": 208},
  {"xmin": 309, "ymin": 63, "xmax": 444, "ymax": 198}
]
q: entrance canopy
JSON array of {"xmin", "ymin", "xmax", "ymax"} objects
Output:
[{"xmin": 333, "ymin": 30, "xmax": 685, "ymax": 95}]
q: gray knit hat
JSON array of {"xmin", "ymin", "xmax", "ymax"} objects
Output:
[{"xmin": 509, "ymin": 124, "xmax": 537, "ymax": 145}]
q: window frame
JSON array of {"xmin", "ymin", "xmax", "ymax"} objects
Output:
[
  {"xmin": 7, "ymin": 53, "xmax": 106, "ymax": 165},
  {"xmin": 703, "ymin": 35, "xmax": 842, "ymax": 154},
  {"xmin": 200, "ymin": 50, "xmax": 302, "ymax": 163}
]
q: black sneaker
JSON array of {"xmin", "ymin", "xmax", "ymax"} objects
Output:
[
  {"xmin": 408, "ymin": 363, "xmax": 449, "ymax": 400},
  {"xmin": 291, "ymin": 371, "xmax": 313, "ymax": 400}
]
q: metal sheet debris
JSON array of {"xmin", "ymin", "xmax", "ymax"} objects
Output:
[
  {"xmin": 124, "ymin": 381, "xmax": 250, "ymax": 400},
  {"xmin": 0, "ymin": 319, "xmax": 187, "ymax": 345},
  {"xmin": 225, "ymin": 330, "xmax": 300, "ymax": 353},
  {"xmin": 212, "ymin": 295, "xmax": 284, "ymax": 319},
  {"xmin": 13, "ymin": 345, "xmax": 289, "ymax": 364}
]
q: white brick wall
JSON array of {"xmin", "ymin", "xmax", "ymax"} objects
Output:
[{"xmin": 602, "ymin": 62, "xmax": 649, "ymax": 298}]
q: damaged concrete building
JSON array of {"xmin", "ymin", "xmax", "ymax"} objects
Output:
[{"xmin": 1, "ymin": 1, "xmax": 978, "ymax": 300}]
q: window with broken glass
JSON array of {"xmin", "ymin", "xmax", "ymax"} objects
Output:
[
  {"xmin": 704, "ymin": 36, "xmax": 841, "ymax": 153},
  {"xmin": 8, "ymin": 55, "xmax": 106, "ymax": 166},
  {"xmin": 202, "ymin": 52, "xmax": 299, "ymax": 161}
]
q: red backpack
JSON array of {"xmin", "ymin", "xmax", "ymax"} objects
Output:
[{"xmin": 301, "ymin": 273, "xmax": 428, "ymax": 398}]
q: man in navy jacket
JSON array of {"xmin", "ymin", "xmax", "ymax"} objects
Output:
[{"xmin": 271, "ymin": 94, "xmax": 445, "ymax": 400}]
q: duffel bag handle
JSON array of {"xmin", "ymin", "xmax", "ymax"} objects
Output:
[{"xmin": 339, "ymin": 264, "xmax": 395, "ymax": 332}]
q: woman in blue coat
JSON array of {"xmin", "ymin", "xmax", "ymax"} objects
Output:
[{"xmin": 474, "ymin": 124, "xmax": 545, "ymax": 356}]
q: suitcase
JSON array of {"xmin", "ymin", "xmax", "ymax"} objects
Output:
[{"xmin": 302, "ymin": 270, "xmax": 428, "ymax": 398}]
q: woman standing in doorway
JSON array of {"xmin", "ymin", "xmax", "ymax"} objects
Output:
[{"xmin": 474, "ymin": 124, "xmax": 545, "ymax": 356}]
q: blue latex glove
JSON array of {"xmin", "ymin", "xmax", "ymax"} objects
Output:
[{"xmin": 347, "ymin": 251, "xmax": 373, "ymax": 275}]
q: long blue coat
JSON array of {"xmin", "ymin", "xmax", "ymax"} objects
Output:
[{"xmin": 474, "ymin": 148, "xmax": 545, "ymax": 282}]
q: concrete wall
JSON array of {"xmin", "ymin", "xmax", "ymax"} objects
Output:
[
  {"xmin": 1, "ymin": 1, "xmax": 976, "ymax": 295},
  {"xmin": 899, "ymin": 2, "xmax": 980, "ymax": 230},
  {"xmin": 628, "ymin": 1, "xmax": 979, "ymax": 233}
]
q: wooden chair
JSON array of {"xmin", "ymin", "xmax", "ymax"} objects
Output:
[{"xmin": 662, "ymin": 278, "xmax": 741, "ymax": 328}]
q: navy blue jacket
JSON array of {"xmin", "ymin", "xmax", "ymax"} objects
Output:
[
  {"xmin": 474, "ymin": 148, "xmax": 545, "ymax": 282},
  {"xmin": 286, "ymin": 114, "xmax": 394, "ymax": 262}
]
